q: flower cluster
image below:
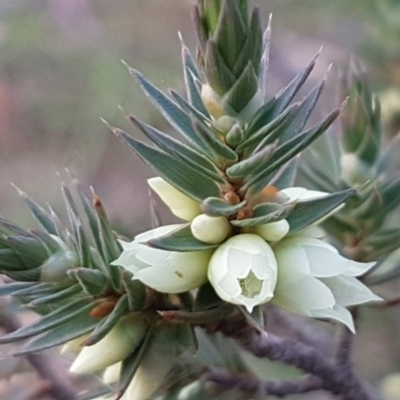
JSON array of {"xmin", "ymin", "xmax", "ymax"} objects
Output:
[{"xmin": 113, "ymin": 178, "xmax": 381, "ymax": 332}]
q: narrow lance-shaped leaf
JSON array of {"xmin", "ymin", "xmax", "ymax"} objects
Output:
[
  {"xmin": 0, "ymin": 298, "xmax": 100, "ymax": 344},
  {"xmin": 244, "ymin": 109, "xmax": 340, "ymax": 195},
  {"xmin": 12, "ymin": 185, "xmax": 58, "ymax": 236},
  {"xmin": 30, "ymin": 284, "xmax": 82, "ymax": 306},
  {"xmin": 201, "ymin": 197, "xmax": 247, "ymax": 217},
  {"xmin": 146, "ymin": 224, "xmax": 219, "ymax": 252},
  {"xmin": 127, "ymin": 66, "xmax": 205, "ymax": 150},
  {"xmin": 259, "ymin": 14, "xmax": 272, "ymax": 102},
  {"xmin": 269, "ymin": 158, "xmax": 299, "ymax": 189},
  {"xmin": 180, "ymin": 36, "xmax": 209, "ymax": 116},
  {"xmin": 287, "ymin": 188, "xmax": 356, "ymax": 234},
  {"xmin": 13, "ymin": 310, "xmax": 103, "ymax": 356},
  {"xmin": 247, "ymin": 49, "xmax": 321, "ymax": 135},
  {"xmin": 214, "ymin": 0, "xmax": 247, "ymax": 70},
  {"xmin": 128, "ymin": 113, "xmax": 224, "ymax": 184},
  {"xmin": 111, "ymin": 127, "xmax": 221, "ymax": 202}
]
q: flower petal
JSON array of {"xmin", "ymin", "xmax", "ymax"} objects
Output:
[
  {"xmin": 321, "ymin": 275, "xmax": 382, "ymax": 307},
  {"xmin": 310, "ymin": 305, "xmax": 355, "ymax": 333},
  {"xmin": 133, "ymin": 250, "xmax": 212, "ymax": 293},
  {"xmin": 273, "ymin": 273, "xmax": 335, "ymax": 315}
]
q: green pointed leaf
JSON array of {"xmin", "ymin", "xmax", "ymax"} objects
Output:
[
  {"xmin": 13, "ymin": 310, "xmax": 102, "ymax": 356},
  {"xmin": 129, "ymin": 68, "xmax": 204, "ymax": 149},
  {"xmin": 278, "ymin": 73, "xmax": 328, "ymax": 143},
  {"xmin": 0, "ymin": 283, "xmax": 36, "ymax": 297},
  {"xmin": 193, "ymin": 120, "xmax": 238, "ymax": 162},
  {"xmin": 259, "ymin": 17, "xmax": 272, "ymax": 101},
  {"xmin": 120, "ymin": 270, "xmax": 147, "ymax": 311},
  {"xmin": 232, "ymin": 8, "xmax": 262, "ymax": 77},
  {"xmin": 224, "ymin": 62, "xmax": 258, "ymax": 113},
  {"xmin": 245, "ymin": 109, "xmax": 340, "ymax": 195},
  {"xmin": 30, "ymin": 284, "xmax": 82, "ymax": 306},
  {"xmin": 248, "ymin": 53, "xmax": 319, "ymax": 134},
  {"xmin": 269, "ymin": 158, "xmax": 299, "ymax": 189},
  {"xmin": 226, "ymin": 143, "xmax": 276, "ymax": 178},
  {"xmin": 6, "ymin": 236, "xmax": 49, "ymax": 270},
  {"xmin": 231, "ymin": 202, "xmax": 293, "ymax": 227},
  {"xmin": 214, "ymin": 0, "xmax": 246, "ymax": 69},
  {"xmin": 84, "ymin": 295, "xmax": 129, "ymax": 346},
  {"xmin": 129, "ymin": 114, "xmax": 224, "ymax": 183},
  {"xmin": 11, "ymin": 282, "xmax": 62, "ymax": 298},
  {"xmin": 114, "ymin": 129, "xmax": 221, "ymax": 202},
  {"xmin": 14, "ymin": 187, "xmax": 58, "ymax": 235},
  {"xmin": 177, "ymin": 323, "xmax": 198, "ymax": 354},
  {"xmin": 201, "ymin": 197, "xmax": 246, "ymax": 216},
  {"xmin": 6, "ymin": 267, "xmax": 42, "ymax": 282},
  {"xmin": 181, "ymin": 41, "xmax": 209, "ymax": 116},
  {"xmin": 0, "ymin": 248, "xmax": 26, "ymax": 271},
  {"xmin": 146, "ymin": 224, "xmax": 218, "ymax": 252},
  {"xmin": 68, "ymin": 268, "xmax": 108, "ymax": 296},
  {"xmin": 193, "ymin": 282, "xmax": 223, "ymax": 311},
  {"xmin": 287, "ymin": 189, "xmax": 356, "ymax": 234},
  {"xmin": 204, "ymin": 40, "xmax": 236, "ymax": 94},
  {"xmin": 236, "ymin": 103, "xmax": 298, "ymax": 156},
  {"xmin": 0, "ymin": 298, "xmax": 99, "ymax": 344}
]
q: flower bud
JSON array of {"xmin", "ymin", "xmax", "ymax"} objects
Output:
[
  {"xmin": 201, "ymin": 84, "xmax": 225, "ymax": 118},
  {"xmin": 60, "ymin": 334, "xmax": 90, "ymax": 355},
  {"xmin": 70, "ymin": 313, "xmax": 148, "ymax": 374},
  {"xmin": 208, "ymin": 234, "xmax": 278, "ymax": 312},
  {"xmin": 213, "ymin": 115, "xmax": 236, "ymax": 134},
  {"xmin": 103, "ymin": 362, "xmax": 121, "ymax": 384},
  {"xmin": 40, "ymin": 250, "xmax": 78, "ymax": 283},
  {"xmin": 340, "ymin": 153, "xmax": 370, "ymax": 185},
  {"xmin": 191, "ymin": 214, "xmax": 231, "ymax": 244},
  {"xmin": 148, "ymin": 177, "xmax": 201, "ymax": 221},
  {"xmin": 252, "ymin": 220, "xmax": 290, "ymax": 242}
]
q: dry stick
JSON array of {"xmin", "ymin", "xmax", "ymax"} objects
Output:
[
  {"xmin": 206, "ymin": 369, "xmax": 324, "ymax": 397},
  {"xmin": 214, "ymin": 313, "xmax": 379, "ymax": 400},
  {"xmin": 0, "ymin": 308, "xmax": 77, "ymax": 400}
]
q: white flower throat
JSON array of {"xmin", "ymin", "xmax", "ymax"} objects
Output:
[{"xmin": 239, "ymin": 270, "xmax": 263, "ymax": 298}]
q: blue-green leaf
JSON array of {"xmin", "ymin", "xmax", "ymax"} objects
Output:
[{"xmin": 146, "ymin": 224, "xmax": 218, "ymax": 252}]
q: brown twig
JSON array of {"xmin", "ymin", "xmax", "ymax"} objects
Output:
[
  {"xmin": 206, "ymin": 369, "xmax": 324, "ymax": 397},
  {"xmin": 214, "ymin": 312, "xmax": 379, "ymax": 400}
]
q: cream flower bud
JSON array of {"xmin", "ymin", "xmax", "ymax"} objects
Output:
[
  {"xmin": 148, "ymin": 177, "xmax": 201, "ymax": 221},
  {"xmin": 103, "ymin": 362, "xmax": 121, "ymax": 384},
  {"xmin": 112, "ymin": 225, "xmax": 212, "ymax": 293},
  {"xmin": 70, "ymin": 314, "xmax": 148, "ymax": 374},
  {"xmin": 60, "ymin": 334, "xmax": 90, "ymax": 355},
  {"xmin": 340, "ymin": 153, "xmax": 370, "ymax": 185},
  {"xmin": 191, "ymin": 214, "xmax": 231, "ymax": 244},
  {"xmin": 208, "ymin": 234, "xmax": 278, "ymax": 312},
  {"xmin": 201, "ymin": 84, "xmax": 225, "ymax": 118},
  {"xmin": 252, "ymin": 220, "xmax": 290, "ymax": 242}
]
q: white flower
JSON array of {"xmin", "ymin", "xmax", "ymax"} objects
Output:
[
  {"xmin": 272, "ymin": 236, "xmax": 381, "ymax": 332},
  {"xmin": 208, "ymin": 234, "xmax": 278, "ymax": 312},
  {"xmin": 191, "ymin": 214, "xmax": 231, "ymax": 244},
  {"xmin": 112, "ymin": 225, "xmax": 212, "ymax": 293},
  {"xmin": 148, "ymin": 177, "xmax": 201, "ymax": 221},
  {"xmin": 70, "ymin": 314, "xmax": 148, "ymax": 374}
]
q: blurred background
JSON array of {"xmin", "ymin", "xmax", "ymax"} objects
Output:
[{"xmin": 1, "ymin": 0, "xmax": 400, "ymax": 399}]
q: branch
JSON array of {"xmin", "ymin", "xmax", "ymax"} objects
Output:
[
  {"xmin": 0, "ymin": 306, "xmax": 78, "ymax": 400},
  {"xmin": 206, "ymin": 369, "xmax": 324, "ymax": 397},
  {"xmin": 214, "ymin": 313, "xmax": 379, "ymax": 400}
]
